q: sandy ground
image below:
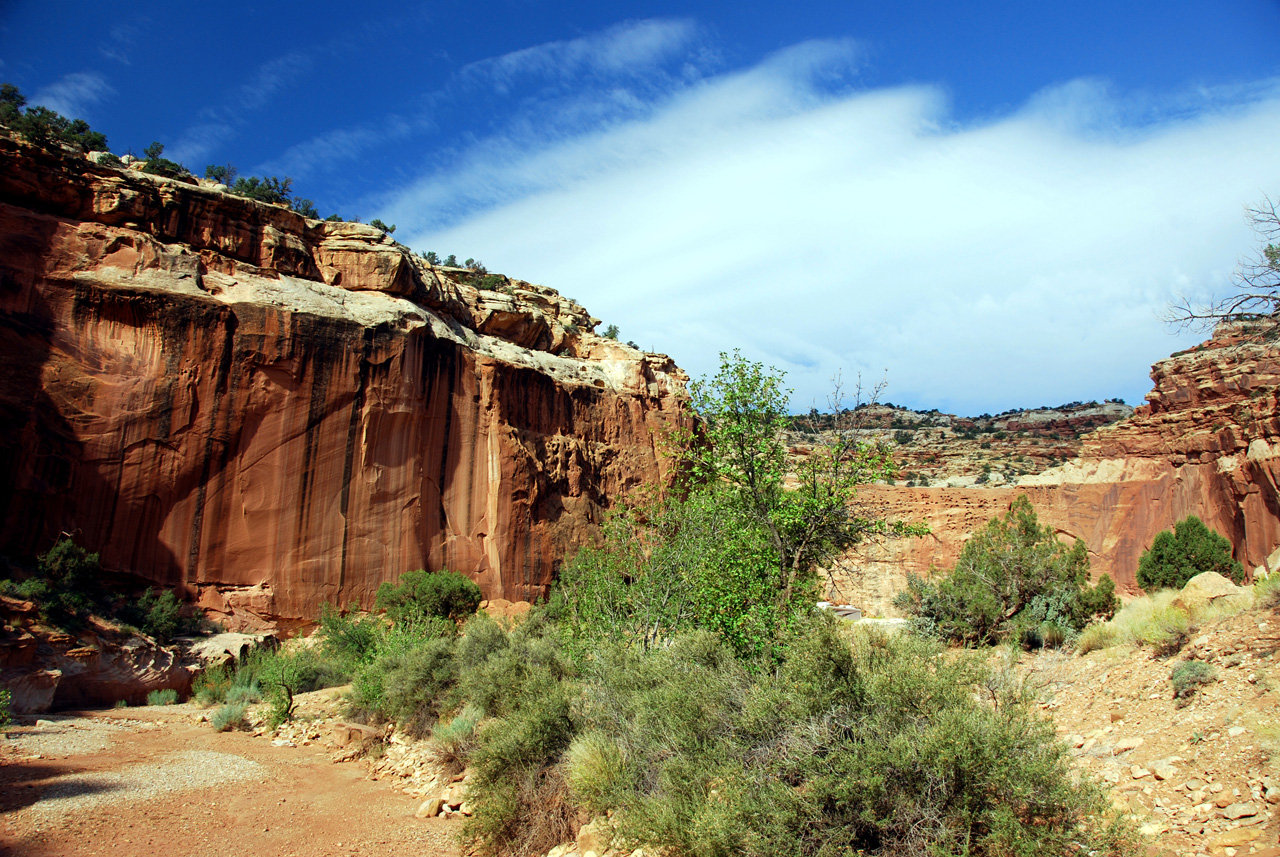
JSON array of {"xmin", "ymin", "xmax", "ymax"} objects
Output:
[{"xmin": 0, "ymin": 703, "xmax": 461, "ymax": 857}]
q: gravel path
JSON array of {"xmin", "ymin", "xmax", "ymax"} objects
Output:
[
  {"xmin": 24, "ymin": 749, "xmax": 266, "ymax": 822},
  {"xmin": 0, "ymin": 705, "xmax": 460, "ymax": 857}
]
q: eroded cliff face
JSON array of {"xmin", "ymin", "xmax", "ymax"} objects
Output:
[
  {"xmin": 830, "ymin": 327, "xmax": 1280, "ymax": 616},
  {"xmin": 0, "ymin": 137, "xmax": 689, "ymax": 630}
]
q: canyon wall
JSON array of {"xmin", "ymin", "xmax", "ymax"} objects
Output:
[
  {"xmin": 830, "ymin": 328, "xmax": 1280, "ymax": 615},
  {"xmin": 0, "ymin": 137, "xmax": 689, "ymax": 630}
]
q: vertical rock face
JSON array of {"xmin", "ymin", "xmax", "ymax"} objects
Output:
[
  {"xmin": 0, "ymin": 137, "xmax": 689, "ymax": 629},
  {"xmin": 831, "ymin": 327, "xmax": 1280, "ymax": 616}
]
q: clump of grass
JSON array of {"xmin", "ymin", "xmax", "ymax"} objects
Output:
[
  {"xmin": 146, "ymin": 688, "xmax": 178, "ymax": 706},
  {"xmin": 1076, "ymin": 621, "xmax": 1117, "ymax": 654},
  {"xmin": 211, "ymin": 702, "xmax": 247, "ymax": 732},
  {"xmin": 1254, "ymin": 573, "xmax": 1280, "ymax": 609},
  {"xmin": 1075, "ymin": 590, "xmax": 1194, "ymax": 655},
  {"xmin": 113, "ymin": 699, "xmax": 128, "ymax": 709},
  {"xmin": 1170, "ymin": 660, "xmax": 1217, "ymax": 706}
]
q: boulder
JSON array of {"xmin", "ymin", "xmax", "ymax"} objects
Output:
[{"xmin": 1172, "ymin": 572, "xmax": 1248, "ymax": 615}]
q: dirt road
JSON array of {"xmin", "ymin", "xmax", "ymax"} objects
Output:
[{"xmin": 0, "ymin": 703, "xmax": 460, "ymax": 857}]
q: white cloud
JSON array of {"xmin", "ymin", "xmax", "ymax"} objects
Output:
[
  {"xmin": 379, "ymin": 39, "xmax": 1280, "ymax": 413},
  {"xmin": 30, "ymin": 71, "xmax": 114, "ymax": 119},
  {"xmin": 456, "ymin": 18, "xmax": 702, "ymax": 92}
]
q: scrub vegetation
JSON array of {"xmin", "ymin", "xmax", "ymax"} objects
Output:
[{"xmin": 273, "ymin": 352, "xmax": 1139, "ymax": 857}]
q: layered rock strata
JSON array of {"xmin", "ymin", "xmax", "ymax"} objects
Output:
[
  {"xmin": 0, "ymin": 137, "xmax": 689, "ymax": 629},
  {"xmin": 831, "ymin": 327, "xmax": 1280, "ymax": 615}
]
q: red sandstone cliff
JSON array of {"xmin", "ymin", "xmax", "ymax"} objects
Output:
[
  {"xmin": 0, "ymin": 136, "xmax": 689, "ymax": 630},
  {"xmin": 831, "ymin": 327, "xmax": 1280, "ymax": 615}
]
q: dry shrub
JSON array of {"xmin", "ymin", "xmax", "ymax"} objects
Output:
[{"xmin": 463, "ymin": 766, "xmax": 577, "ymax": 857}]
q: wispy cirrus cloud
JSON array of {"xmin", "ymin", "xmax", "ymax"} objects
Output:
[
  {"xmin": 375, "ymin": 39, "xmax": 1280, "ymax": 413},
  {"xmin": 99, "ymin": 23, "xmax": 142, "ymax": 65},
  {"xmin": 261, "ymin": 19, "xmax": 714, "ymax": 185},
  {"xmin": 30, "ymin": 71, "xmax": 115, "ymax": 119},
  {"xmin": 167, "ymin": 50, "xmax": 313, "ymax": 165}
]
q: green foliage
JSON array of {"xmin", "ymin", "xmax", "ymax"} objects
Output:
[
  {"xmin": 146, "ymin": 688, "xmax": 178, "ymax": 706},
  {"xmin": 1137, "ymin": 515, "xmax": 1244, "ymax": 592},
  {"xmin": 374, "ymin": 569, "xmax": 482, "ymax": 624},
  {"xmin": 602, "ymin": 324, "xmax": 619, "ymax": 340},
  {"xmin": 478, "ymin": 274, "xmax": 505, "ymax": 290},
  {"xmin": 422, "ymin": 250, "xmax": 441, "ymax": 264},
  {"xmin": 211, "ymin": 702, "xmax": 247, "ymax": 732},
  {"xmin": 443, "ymin": 254, "xmax": 458, "ymax": 267},
  {"xmin": 140, "ymin": 142, "xmax": 189, "ymax": 178},
  {"xmin": 229, "ymin": 175, "xmax": 293, "ymax": 204},
  {"xmin": 120, "ymin": 588, "xmax": 183, "ymax": 642},
  {"xmin": 0, "ymin": 687, "xmax": 10, "ymax": 727},
  {"xmin": 1170, "ymin": 659, "xmax": 1217, "ymax": 702},
  {"xmin": 316, "ymin": 603, "xmax": 381, "ymax": 674},
  {"xmin": 896, "ymin": 496, "xmax": 1120, "ymax": 646},
  {"xmin": 204, "ymin": 163, "xmax": 237, "ymax": 185},
  {"xmin": 369, "ymin": 218, "xmax": 396, "ymax": 234},
  {"xmin": 291, "ymin": 198, "xmax": 318, "ymax": 219},
  {"xmin": 7, "ymin": 538, "xmax": 104, "ymax": 629},
  {"xmin": 0, "ymin": 83, "xmax": 108, "ymax": 151}
]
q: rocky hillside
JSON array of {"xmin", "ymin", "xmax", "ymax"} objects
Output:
[
  {"xmin": 826, "ymin": 327, "xmax": 1280, "ymax": 616},
  {"xmin": 788, "ymin": 400, "xmax": 1134, "ymax": 488},
  {"xmin": 0, "ymin": 135, "xmax": 690, "ymax": 631}
]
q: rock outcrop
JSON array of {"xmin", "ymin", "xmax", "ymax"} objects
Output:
[
  {"xmin": 0, "ymin": 136, "xmax": 689, "ymax": 629},
  {"xmin": 831, "ymin": 326, "xmax": 1280, "ymax": 615}
]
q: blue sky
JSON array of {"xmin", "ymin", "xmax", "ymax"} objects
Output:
[{"xmin": 3, "ymin": 1, "xmax": 1279, "ymax": 414}]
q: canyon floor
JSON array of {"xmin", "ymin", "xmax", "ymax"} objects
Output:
[
  {"xmin": 3, "ymin": 603, "xmax": 1279, "ymax": 857},
  {"xmin": 0, "ymin": 688, "xmax": 460, "ymax": 857}
]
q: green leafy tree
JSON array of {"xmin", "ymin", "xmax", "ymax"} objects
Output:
[
  {"xmin": 602, "ymin": 324, "xmax": 619, "ymax": 340},
  {"xmin": 896, "ymin": 495, "xmax": 1119, "ymax": 645},
  {"xmin": 369, "ymin": 218, "xmax": 396, "ymax": 234},
  {"xmin": 422, "ymin": 250, "xmax": 440, "ymax": 264},
  {"xmin": 375, "ymin": 569, "xmax": 482, "ymax": 624},
  {"xmin": 443, "ymin": 254, "xmax": 458, "ymax": 267},
  {"xmin": 1137, "ymin": 515, "xmax": 1244, "ymax": 591},
  {"xmin": 559, "ymin": 351, "xmax": 924, "ymax": 659},
  {"xmin": 688, "ymin": 351, "xmax": 920, "ymax": 616}
]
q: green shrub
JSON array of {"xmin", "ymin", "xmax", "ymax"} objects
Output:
[
  {"xmin": 126, "ymin": 588, "xmax": 183, "ymax": 642},
  {"xmin": 1171, "ymin": 660, "xmax": 1217, "ymax": 702},
  {"xmin": 211, "ymin": 702, "xmax": 247, "ymax": 732},
  {"xmin": 369, "ymin": 218, "xmax": 396, "ymax": 234},
  {"xmin": 315, "ymin": 603, "xmax": 381, "ymax": 679},
  {"xmin": 375, "ymin": 569, "xmax": 482, "ymax": 624},
  {"xmin": 0, "ymin": 687, "xmax": 10, "ymax": 727},
  {"xmin": 225, "ymin": 682, "xmax": 262, "ymax": 705},
  {"xmin": 193, "ymin": 662, "xmax": 233, "ymax": 706},
  {"xmin": 896, "ymin": 496, "xmax": 1119, "ymax": 646},
  {"xmin": 1137, "ymin": 516, "xmax": 1244, "ymax": 592},
  {"xmin": 350, "ymin": 632, "xmax": 459, "ymax": 736},
  {"xmin": 146, "ymin": 688, "xmax": 178, "ymax": 706}
]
